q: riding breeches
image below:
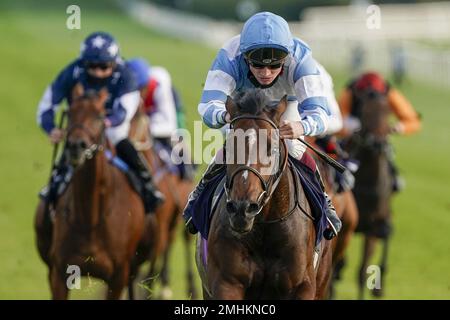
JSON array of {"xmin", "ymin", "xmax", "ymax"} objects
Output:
[{"xmin": 106, "ymin": 91, "xmax": 141, "ymax": 145}]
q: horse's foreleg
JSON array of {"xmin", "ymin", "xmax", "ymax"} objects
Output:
[
  {"xmin": 107, "ymin": 266, "xmax": 129, "ymax": 300},
  {"xmin": 315, "ymin": 241, "xmax": 333, "ymax": 300},
  {"xmin": 333, "ymin": 191, "xmax": 359, "ymax": 265},
  {"xmin": 183, "ymin": 228, "xmax": 198, "ymax": 300},
  {"xmin": 372, "ymin": 236, "xmax": 389, "ymax": 298},
  {"xmin": 35, "ymin": 200, "xmax": 52, "ymax": 266},
  {"xmin": 49, "ymin": 267, "xmax": 68, "ymax": 300},
  {"xmin": 128, "ymin": 262, "xmax": 139, "ymax": 300},
  {"xmin": 358, "ymin": 235, "xmax": 377, "ymax": 300},
  {"xmin": 158, "ymin": 245, "xmax": 173, "ymax": 299},
  {"xmin": 329, "ymin": 191, "xmax": 359, "ymax": 299},
  {"xmin": 211, "ymin": 281, "xmax": 245, "ymax": 299},
  {"xmin": 141, "ymin": 255, "xmax": 158, "ymax": 299}
]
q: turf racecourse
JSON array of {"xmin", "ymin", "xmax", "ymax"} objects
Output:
[{"xmin": 0, "ymin": 0, "xmax": 449, "ymax": 299}]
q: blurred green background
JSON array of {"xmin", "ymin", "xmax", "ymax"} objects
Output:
[
  {"xmin": 0, "ymin": 0, "xmax": 449, "ymax": 299},
  {"xmin": 150, "ymin": 0, "xmax": 450, "ymax": 21}
]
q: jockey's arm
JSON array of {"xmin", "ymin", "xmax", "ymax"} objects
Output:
[
  {"xmin": 293, "ymin": 53, "xmax": 330, "ymax": 137},
  {"xmin": 36, "ymin": 63, "xmax": 75, "ymax": 134},
  {"xmin": 387, "ymin": 88, "xmax": 421, "ymax": 135},
  {"xmin": 147, "ymin": 67, "xmax": 178, "ymax": 138},
  {"xmin": 198, "ymin": 47, "xmax": 238, "ymax": 129},
  {"xmin": 108, "ymin": 71, "xmax": 141, "ymax": 127},
  {"xmin": 108, "ymin": 91, "xmax": 140, "ymax": 127}
]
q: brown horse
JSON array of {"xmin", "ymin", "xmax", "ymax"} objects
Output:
[
  {"xmin": 128, "ymin": 108, "xmax": 197, "ymax": 299},
  {"xmin": 196, "ymin": 90, "xmax": 332, "ymax": 299},
  {"xmin": 343, "ymin": 91, "xmax": 393, "ymax": 299},
  {"xmin": 35, "ymin": 84, "xmax": 146, "ymax": 299},
  {"xmin": 306, "ymin": 139, "xmax": 359, "ymax": 299}
]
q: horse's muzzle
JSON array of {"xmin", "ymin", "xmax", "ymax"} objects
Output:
[
  {"xmin": 66, "ymin": 138, "xmax": 88, "ymax": 166},
  {"xmin": 226, "ymin": 200, "xmax": 260, "ymax": 234}
]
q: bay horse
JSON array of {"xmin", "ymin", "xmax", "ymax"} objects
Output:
[
  {"xmin": 35, "ymin": 84, "xmax": 146, "ymax": 299},
  {"xmin": 197, "ymin": 90, "xmax": 332, "ymax": 299},
  {"xmin": 343, "ymin": 91, "xmax": 393, "ymax": 299},
  {"xmin": 128, "ymin": 106, "xmax": 197, "ymax": 299}
]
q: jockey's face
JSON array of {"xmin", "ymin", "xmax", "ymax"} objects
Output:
[
  {"xmin": 86, "ymin": 62, "xmax": 114, "ymax": 79},
  {"xmin": 249, "ymin": 64, "xmax": 283, "ymax": 86}
]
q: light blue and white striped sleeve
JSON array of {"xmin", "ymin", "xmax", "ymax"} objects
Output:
[
  {"xmin": 198, "ymin": 48, "xmax": 238, "ymax": 129},
  {"xmin": 293, "ymin": 53, "xmax": 331, "ymax": 136}
]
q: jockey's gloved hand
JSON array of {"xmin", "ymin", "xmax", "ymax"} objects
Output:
[
  {"xmin": 389, "ymin": 122, "xmax": 404, "ymax": 135},
  {"xmin": 49, "ymin": 128, "xmax": 65, "ymax": 144},
  {"xmin": 279, "ymin": 120, "xmax": 304, "ymax": 139}
]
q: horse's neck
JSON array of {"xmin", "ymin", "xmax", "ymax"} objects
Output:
[
  {"xmin": 263, "ymin": 169, "xmax": 294, "ymax": 221},
  {"xmin": 356, "ymin": 146, "xmax": 388, "ymax": 185},
  {"xmin": 70, "ymin": 151, "xmax": 111, "ymax": 227}
]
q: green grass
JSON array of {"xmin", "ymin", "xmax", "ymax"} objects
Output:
[{"xmin": 0, "ymin": 0, "xmax": 449, "ymax": 300}]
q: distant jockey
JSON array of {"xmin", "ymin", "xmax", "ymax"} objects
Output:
[
  {"xmin": 37, "ymin": 31, "xmax": 163, "ymax": 214},
  {"xmin": 338, "ymin": 71, "xmax": 422, "ymax": 192},
  {"xmin": 126, "ymin": 57, "xmax": 195, "ymax": 181}
]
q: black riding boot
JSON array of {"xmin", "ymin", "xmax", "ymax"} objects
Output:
[
  {"xmin": 183, "ymin": 157, "xmax": 225, "ymax": 234},
  {"xmin": 116, "ymin": 139, "xmax": 164, "ymax": 213},
  {"xmin": 316, "ymin": 168, "xmax": 342, "ymax": 240},
  {"xmin": 40, "ymin": 152, "xmax": 71, "ymax": 205}
]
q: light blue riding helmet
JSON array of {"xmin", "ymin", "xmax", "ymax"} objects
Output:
[
  {"xmin": 240, "ymin": 12, "xmax": 294, "ymax": 65},
  {"xmin": 126, "ymin": 58, "xmax": 151, "ymax": 89}
]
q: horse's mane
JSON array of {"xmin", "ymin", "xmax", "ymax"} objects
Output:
[{"xmin": 234, "ymin": 89, "xmax": 269, "ymax": 115}]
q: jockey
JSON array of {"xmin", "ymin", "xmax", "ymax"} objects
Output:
[
  {"xmin": 37, "ymin": 31, "xmax": 163, "ymax": 213},
  {"xmin": 338, "ymin": 71, "xmax": 421, "ymax": 191},
  {"xmin": 183, "ymin": 12, "xmax": 342, "ymax": 240},
  {"xmin": 126, "ymin": 57, "xmax": 195, "ymax": 181}
]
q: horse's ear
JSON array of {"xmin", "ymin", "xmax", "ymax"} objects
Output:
[
  {"xmin": 72, "ymin": 83, "xmax": 84, "ymax": 100},
  {"xmin": 225, "ymin": 96, "xmax": 238, "ymax": 119},
  {"xmin": 271, "ymin": 95, "xmax": 288, "ymax": 124}
]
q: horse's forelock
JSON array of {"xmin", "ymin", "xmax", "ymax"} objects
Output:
[
  {"xmin": 235, "ymin": 89, "xmax": 269, "ymax": 116},
  {"xmin": 71, "ymin": 90, "xmax": 106, "ymax": 115}
]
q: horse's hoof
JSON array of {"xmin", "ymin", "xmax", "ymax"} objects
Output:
[
  {"xmin": 372, "ymin": 288, "xmax": 384, "ymax": 298},
  {"xmin": 189, "ymin": 289, "xmax": 198, "ymax": 300},
  {"xmin": 159, "ymin": 287, "xmax": 173, "ymax": 300}
]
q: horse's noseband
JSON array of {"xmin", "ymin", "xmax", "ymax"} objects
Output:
[{"xmin": 224, "ymin": 114, "xmax": 288, "ymax": 214}]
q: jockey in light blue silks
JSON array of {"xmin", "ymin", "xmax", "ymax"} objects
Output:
[
  {"xmin": 37, "ymin": 32, "xmax": 163, "ymax": 214},
  {"xmin": 183, "ymin": 12, "xmax": 342, "ymax": 240}
]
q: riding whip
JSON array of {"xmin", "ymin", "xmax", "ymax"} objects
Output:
[{"xmin": 296, "ymin": 138, "xmax": 347, "ymax": 174}]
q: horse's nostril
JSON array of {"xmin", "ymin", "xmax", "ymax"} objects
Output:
[
  {"xmin": 247, "ymin": 202, "xmax": 260, "ymax": 214},
  {"xmin": 79, "ymin": 141, "xmax": 87, "ymax": 149},
  {"xmin": 226, "ymin": 201, "xmax": 237, "ymax": 214}
]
